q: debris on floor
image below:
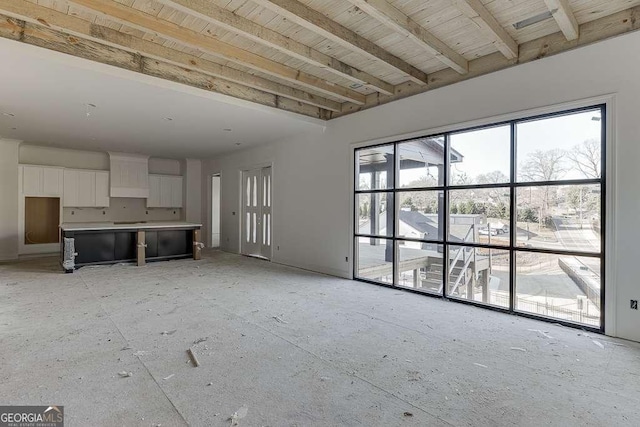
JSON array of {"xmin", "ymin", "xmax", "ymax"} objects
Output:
[
  {"xmin": 473, "ymin": 363, "xmax": 488, "ymax": 368},
  {"xmin": 229, "ymin": 406, "xmax": 248, "ymax": 426},
  {"xmin": 403, "ymin": 412, "xmax": 413, "ymax": 417},
  {"xmin": 528, "ymin": 329, "xmax": 555, "ymax": 339},
  {"xmin": 133, "ymin": 350, "xmax": 147, "ymax": 357},
  {"xmin": 118, "ymin": 371, "xmax": 133, "ymax": 378},
  {"xmin": 510, "ymin": 347, "xmax": 527, "ymax": 352},
  {"xmin": 161, "ymin": 330, "xmax": 177, "ymax": 336},
  {"xmin": 407, "ymin": 370, "xmax": 422, "ymax": 381},
  {"xmin": 272, "ymin": 315, "xmax": 289, "ymax": 324},
  {"xmin": 592, "ymin": 340, "xmax": 605, "ymax": 349},
  {"xmin": 194, "ymin": 337, "xmax": 208, "ymax": 344},
  {"xmin": 187, "ymin": 347, "xmax": 200, "ymax": 367},
  {"xmin": 162, "ymin": 374, "xmax": 175, "ymax": 380}
]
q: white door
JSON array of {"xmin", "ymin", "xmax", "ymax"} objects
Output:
[
  {"xmin": 211, "ymin": 175, "xmax": 221, "ymax": 248},
  {"xmin": 241, "ymin": 167, "xmax": 272, "ymax": 259},
  {"xmin": 260, "ymin": 167, "xmax": 272, "ymax": 259}
]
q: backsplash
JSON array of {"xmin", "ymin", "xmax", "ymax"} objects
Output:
[{"xmin": 63, "ymin": 197, "xmax": 181, "ymax": 223}]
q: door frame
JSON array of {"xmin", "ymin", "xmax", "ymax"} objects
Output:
[
  {"xmin": 238, "ymin": 162, "xmax": 273, "ymax": 260},
  {"xmin": 210, "ymin": 173, "xmax": 221, "ymax": 248}
]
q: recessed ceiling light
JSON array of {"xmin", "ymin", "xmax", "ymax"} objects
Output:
[{"xmin": 2, "ymin": 112, "xmax": 15, "ymax": 117}]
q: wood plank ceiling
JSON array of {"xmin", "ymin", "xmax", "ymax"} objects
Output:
[{"xmin": 1, "ymin": 0, "xmax": 639, "ymax": 120}]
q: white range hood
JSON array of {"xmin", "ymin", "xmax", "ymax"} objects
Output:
[{"xmin": 108, "ymin": 152, "xmax": 149, "ymax": 198}]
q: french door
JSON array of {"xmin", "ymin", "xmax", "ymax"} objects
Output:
[{"xmin": 241, "ymin": 166, "xmax": 272, "ymax": 259}]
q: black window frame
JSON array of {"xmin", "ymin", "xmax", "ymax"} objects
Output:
[{"xmin": 353, "ymin": 104, "xmax": 606, "ymax": 333}]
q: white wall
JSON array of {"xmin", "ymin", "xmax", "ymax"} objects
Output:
[
  {"xmin": 184, "ymin": 159, "xmax": 202, "ymax": 224},
  {"xmin": 202, "ymin": 31, "xmax": 640, "ymax": 341},
  {"xmin": 0, "ymin": 139, "xmax": 20, "ymax": 261}
]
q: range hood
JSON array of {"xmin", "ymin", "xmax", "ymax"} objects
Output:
[{"xmin": 108, "ymin": 152, "xmax": 149, "ymax": 198}]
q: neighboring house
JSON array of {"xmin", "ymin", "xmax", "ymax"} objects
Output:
[{"xmin": 359, "ymin": 210, "xmax": 486, "ymax": 249}]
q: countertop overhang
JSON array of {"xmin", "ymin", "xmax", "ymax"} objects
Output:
[{"xmin": 60, "ymin": 222, "xmax": 202, "ymax": 232}]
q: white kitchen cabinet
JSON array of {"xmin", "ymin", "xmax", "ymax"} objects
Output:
[
  {"xmin": 77, "ymin": 171, "xmax": 96, "ymax": 207},
  {"xmin": 147, "ymin": 174, "xmax": 183, "ymax": 208},
  {"xmin": 20, "ymin": 165, "xmax": 64, "ymax": 196},
  {"xmin": 63, "ymin": 169, "xmax": 110, "ymax": 207},
  {"xmin": 170, "ymin": 176, "xmax": 183, "ymax": 208},
  {"xmin": 95, "ymin": 172, "xmax": 110, "ymax": 207},
  {"xmin": 63, "ymin": 170, "xmax": 79, "ymax": 207},
  {"xmin": 148, "ymin": 175, "xmax": 161, "ymax": 207},
  {"xmin": 160, "ymin": 176, "xmax": 173, "ymax": 207}
]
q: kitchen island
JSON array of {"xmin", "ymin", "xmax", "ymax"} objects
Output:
[{"xmin": 60, "ymin": 222, "xmax": 202, "ymax": 272}]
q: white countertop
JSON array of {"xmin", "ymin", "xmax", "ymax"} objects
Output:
[{"xmin": 60, "ymin": 221, "xmax": 202, "ymax": 231}]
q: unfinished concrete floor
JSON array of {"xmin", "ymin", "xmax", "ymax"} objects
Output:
[{"xmin": 1, "ymin": 250, "xmax": 638, "ymax": 426}]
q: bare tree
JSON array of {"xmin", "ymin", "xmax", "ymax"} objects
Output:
[
  {"xmin": 520, "ymin": 149, "xmax": 567, "ymax": 229},
  {"xmin": 567, "ymin": 139, "xmax": 601, "ymax": 179},
  {"xmin": 476, "ymin": 170, "xmax": 509, "ymax": 214},
  {"xmin": 520, "ymin": 149, "xmax": 567, "ymax": 182}
]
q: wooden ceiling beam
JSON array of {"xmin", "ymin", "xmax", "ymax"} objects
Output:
[
  {"xmin": 544, "ymin": 0, "xmax": 580, "ymax": 41},
  {"xmin": 336, "ymin": 4, "xmax": 640, "ymax": 117},
  {"xmin": 0, "ymin": 2, "xmax": 340, "ymax": 114},
  {"xmin": 250, "ymin": 0, "xmax": 428, "ymax": 85},
  {"xmin": 67, "ymin": 0, "xmax": 366, "ymax": 105},
  {"xmin": 347, "ymin": 0, "xmax": 468, "ymax": 74},
  {"xmin": 0, "ymin": 15, "xmax": 326, "ymax": 119},
  {"xmin": 156, "ymin": 0, "xmax": 394, "ymax": 95},
  {"xmin": 450, "ymin": 0, "xmax": 518, "ymax": 59}
]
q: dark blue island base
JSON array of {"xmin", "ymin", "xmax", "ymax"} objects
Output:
[{"xmin": 60, "ymin": 223, "xmax": 202, "ymax": 272}]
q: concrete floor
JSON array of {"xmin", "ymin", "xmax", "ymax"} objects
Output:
[{"xmin": 1, "ymin": 250, "xmax": 638, "ymax": 426}]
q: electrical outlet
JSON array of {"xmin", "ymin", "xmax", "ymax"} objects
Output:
[{"xmin": 631, "ymin": 300, "xmax": 638, "ymax": 310}]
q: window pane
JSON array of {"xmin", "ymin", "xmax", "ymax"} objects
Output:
[
  {"xmin": 397, "ymin": 191, "xmax": 443, "ymax": 241},
  {"xmin": 516, "ymin": 184, "xmax": 600, "ymax": 252},
  {"xmin": 516, "ymin": 109, "xmax": 602, "ymax": 182},
  {"xmin": 515, "ymin": 252, "xmax": 601, "ymax": 327},
  {"xmin": 356, "ymin": 193, "xmax": 393, "ymax": 237},
  {"xmin": 447, "ymin": 246, "xmax": 510, "ymax": 308},
  {"xmin": 398, "ymin": 136, "xmax": 445, "ymax": 188},
  {"xmin": 355, "ymin": 236, "xmax": 393, "ymax": 284},
  {"xmin": 396, "ymin": 241, "xmax": 443, "ymax": 293},
  {"xmin": 450, "ymin": 125, "xmax": 510, "ymax": 185},
  {"xmin": 356, "ymin": 145, "xmax": 394, "ymax": 190},
  {"xmin": 448, "ymin": 188, "xmax": 511, "ymax": 246}
]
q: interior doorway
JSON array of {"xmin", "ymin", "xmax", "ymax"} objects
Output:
[
  {"xmin": 211, "ymin": 174, "xmax": 221, "ymax": 248},
  {"xmin": 241, "ymin": 166, "xmax": 272, "ymax": 260}
]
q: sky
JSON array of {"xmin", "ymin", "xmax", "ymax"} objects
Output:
[{"xmin": 395, "ymin": 108, "xmax": 602, "ymax": 186}]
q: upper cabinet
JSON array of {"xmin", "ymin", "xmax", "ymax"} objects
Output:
[
  {"xmin": 20, "ymin": 165, "xmax": 64, "ymax": 196},
  {"xmin": 147, "ymin": 174, "xmax": 183, "ymax": 208},
  {"xmin": 63, "ymin": 169, "xmax": 110, "ymax": 207}
]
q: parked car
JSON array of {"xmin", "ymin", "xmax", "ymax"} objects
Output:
[
  {"xmin": 487, "ymin": 222, "xmax": 508, "ymax": 234},
  {"xmin": 479, "ymin": 227, "xmax": 498, "ymax": 236}
]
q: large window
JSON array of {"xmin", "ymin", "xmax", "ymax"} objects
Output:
[{"xmin": 354, "ymin": 106, "xmax": 605, "ymax": 330}]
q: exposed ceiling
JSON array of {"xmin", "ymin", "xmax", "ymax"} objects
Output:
[
  {"xmin": 0, "ymin": 37, "xmax": 324, "ymax": 158},
  {"xmin": 1, "ymin": 0, "xmax": 638, "ymax": 120}
]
